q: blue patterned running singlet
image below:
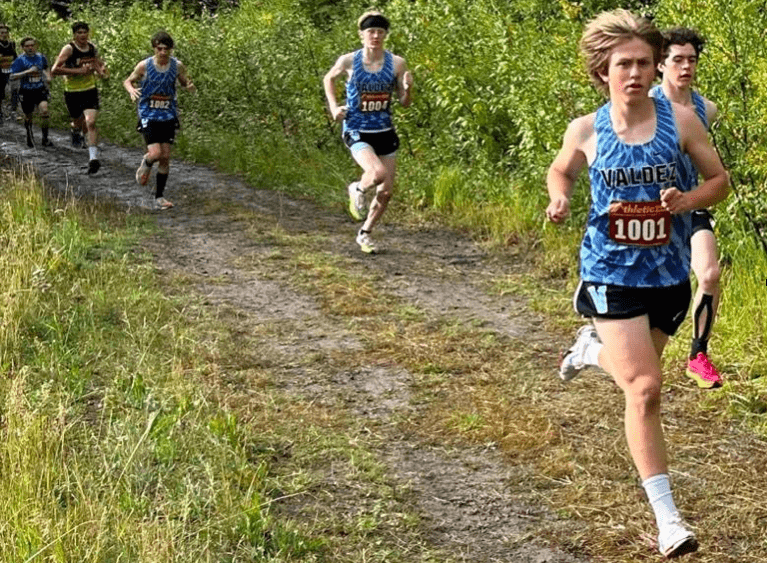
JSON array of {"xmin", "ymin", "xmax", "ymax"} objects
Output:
[
  {"xmin": 343, "ymin": 49, "xmax": 396, "ymax": 133},
  {"xmin": 580, "ymin": 96, "xmax": 694, "ymax": 287},
  {"xmin": 138, "ymin": 57, "xmax": 178, "ymax": 123},
  {"xmin": 649, "ymin": 85, "xmax": 708, "ymax": 129},
  {"xmin": 649, "ymin": 85, "xmax": 708, "ymax": 182}
]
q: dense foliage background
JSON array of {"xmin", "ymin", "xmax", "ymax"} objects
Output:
[
  {"xmin": 1, "ymin": 0, "xmax": 765, "ymax": 367},
  {"xmin": 1, "ymin": 1, "xmax": 766, "ymax": 559}
]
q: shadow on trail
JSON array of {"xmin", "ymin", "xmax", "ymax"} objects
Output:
[{"xmin": 1, "ymin": 120, "xmax": 589, "ymax": 563}]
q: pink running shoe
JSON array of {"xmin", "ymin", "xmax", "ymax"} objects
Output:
[{"xmin": 686, "ymin": 353, "xmax": 722, "ymax": 389}]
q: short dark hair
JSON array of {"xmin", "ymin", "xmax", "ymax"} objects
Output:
[
  {"xmin": 0, "ymin": 24, "xmax": 9, "ymax": 32},
  {"xmin": 151, "ymin": 31, "xmax": 174, "ymax": 49},
  {"xmin": 72, "ymin": 21, "xmax": 89, "ymax": 33},
  {"xmin": 662, "ymin": 27, "xmax": 705, "ymax": 58},
  {"xmin": 21, "ymin": 36, "xmax": 36, "ymax": 47}
]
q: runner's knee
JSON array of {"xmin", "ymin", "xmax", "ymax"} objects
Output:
[
  {"xmin": 624, "ymin": 377, "xmax": 662, "ymax": 417},
  {"xmin": 696, "ymin": 262, "xmax": 720, "ymax": 292}
]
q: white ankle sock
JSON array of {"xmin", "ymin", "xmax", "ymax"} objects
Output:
[
  {"xmin": 89, "ymin": 146, "xmax": 98, "ymax": 160},
  {"xmin": 583, "ymin": 340, "xmax": 602, "ymax": 367},
  {"xmin": 642, "ymin": 474, "xmax": 680, "ymax": 528}
]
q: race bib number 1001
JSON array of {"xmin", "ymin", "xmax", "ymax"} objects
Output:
[{"xmin": 608, "ymin": 200, "xmax": 671, "ymax": 247}]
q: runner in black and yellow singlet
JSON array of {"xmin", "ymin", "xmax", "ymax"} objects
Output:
[
  {"xmin": 0, "ymin": 24, "xmax": 17, "ymax": 123},
  {"xmin": 52, "ymin": 21, "xmax": 108, "ymax": 174}
]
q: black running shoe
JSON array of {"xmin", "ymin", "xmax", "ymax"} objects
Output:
[
  {"xmin": 41, "ymin": 138, "xmax": 53, "ymax": 147},
  {"xmin": 88, "ymin": 159, "xmax": 101, "ymax": 174}
]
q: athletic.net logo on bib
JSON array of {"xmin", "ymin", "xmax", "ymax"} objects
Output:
[{"xmin": 608, "ymin": 200, "xmax": 671, "ymax": 247}]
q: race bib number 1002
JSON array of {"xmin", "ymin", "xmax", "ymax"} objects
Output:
[
  {"xmin": 149, "ymin": 95, "xmax": 171, "ymax": 110},
  {"xmin": 608, "ymin": 200, "xmax": 671, "ymax": 247}
]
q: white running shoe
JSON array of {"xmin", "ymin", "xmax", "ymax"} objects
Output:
[
  {"xmin": 356, "ymin": 230, "xmax": 377, "ymax": 254},
  {"xmin": 136, "ymin": 158, "xmax": 152, "ymax": 186},
  {"xmin": 658, "ymin": 518, "xmax": 698, "ymax": 558},
  {"xmin": 559, "ymin": 324, "xmax": 599, "ymax": 381},
  {"xmin": 347, "ymin": 181, "xmax": 367, "ymax": 221},
  {"xmin": 154, "ymin": 197, "xmax": 174, "ymax": 210}
]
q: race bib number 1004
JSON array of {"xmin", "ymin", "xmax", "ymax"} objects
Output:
[
  {"xmin": 608, "ymin": 200, "xmax": 671, "ymax": 247},
  {"xmin": 360, "ymin": 91, "xmax": 390, "ymax": 112}
]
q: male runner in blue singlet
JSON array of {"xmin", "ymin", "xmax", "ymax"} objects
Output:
[
  {"xmin": 546, "ymin": 10, "xmax": 728, "ymax": 559},
  {"xmin": 650, "ymin": 28, "xmax": 723, "ymax": 389},
  {"xmin": 323, "ymin": 11, "xmax": 413, "ymax": 253},
  {"xmin": 123, "ymin": 31, "xmax": 195, "ymax": 210},
  {"xmin": 10, "ymin": 37, "xmax": 52, "ymax": 148}
]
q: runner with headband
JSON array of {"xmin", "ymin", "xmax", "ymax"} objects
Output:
[{"xmin": 323, "ymin": 10, "xmax": 413, "ymax": 253}]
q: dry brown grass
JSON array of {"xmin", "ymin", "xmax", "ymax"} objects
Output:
[{"xmin": 234, "ymin": 219, "xmax": 767, "ymax": 561}]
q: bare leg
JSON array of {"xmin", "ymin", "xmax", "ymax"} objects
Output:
[
  {"xmin": 689, "ymin": 229, "xmax": 720, "ymax": 356},
  {"xmin": 83, "ymin": 108, "xmax": 99, "ymax": 148},
  {"xmin": 361, "ymin": 154, "xmax": 395, "ymax": 232},
  {"xmin": 594, "ymin": 315, "xmax": 668, "ymax": 479}
]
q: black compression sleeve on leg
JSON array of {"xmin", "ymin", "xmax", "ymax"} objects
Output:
[
  {"xmin": 155, "ymin": 172, "xmax": 168, "ymax": 198},
  {"xmin": 690, "ymin": 293, "xmax": 714, "ymax": 358}
]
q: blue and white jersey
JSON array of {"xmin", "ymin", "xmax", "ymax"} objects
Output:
[
  {"xmin": 650, "ymin": 85, "xmax": 708, "ymax": 181},
  {"xmin": 343, "ymin": 49, "xmax": 396, "ymax": 133},
  {"xmin": 138, "ymin": 56, "xmax": 178, "ymax": 123},
  {"xmin": 10, "ymin": 53, "xmax": 48, "ymax": 91},
  {"xmin": 580, "ymin": 96, "xmax": 694, "ymax": 287},
  {"xmin": 649, "ymin": 85, "xmax": 708, "ymax": 129}
]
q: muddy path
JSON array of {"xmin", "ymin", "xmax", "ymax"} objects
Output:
[{"xmin": 1, "ymin": 121, "xmax": 590, "ymax": 563}]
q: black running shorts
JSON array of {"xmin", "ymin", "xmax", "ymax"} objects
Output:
[
  {"xmin": 574, "ymin": 279, "xmax": 691, "ymax": 336},
  {"xmin": 137, "ymin": 117, "xmax": 179, "ymax": 145},
  {"xmin": 19, "ymin": 88, "xmax": 49, "ymax": 115},
  {"xmin": 691, "ymin": 209, "xmax": 714, "ymax": 236},
  {"xmin": 64, "ymin": 88, "xmax": 100, "ymax": 118},
  {"xmin": 343, "ymin": 128, "xmax": 400, "ymax": 156}
]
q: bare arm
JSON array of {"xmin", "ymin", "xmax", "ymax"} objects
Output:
[
  {"xmin": 123, "ymin": 60, "xmax": 146, "ymax": 102},
  {"xmin": 176, "ymin": 60, "xmax": 196, "ymax": 93},
  {"xmin": 10, "ymin": 65, "xmax": 39, "ymax": 81},
  {"xmin": 545, "ymin": 115, "xmax": 594, "ymax": 223},
  {"xmin": 93, "ymin": 49, "xmax": 108, "ymax": 78},
  {"xmin": 704, "ymin": 97, "xmax": 718, "ymax": 126},
  {"xmin": 660, "ymin": 105, "xmax": 729, "ymax": 213},
  {"xmin": 394, "ymin": 55, "xmax": 412, "ymax": 107},
  {"xmin": 323, "ymin": 53, "xmax": 352, "ymax": 122},
  {"xmin": 50, "ymin": 44, "xmax": 73, "ymax": 76}
]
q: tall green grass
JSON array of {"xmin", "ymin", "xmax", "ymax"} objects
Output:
[
  {"xmin": 0, "ymin": 168, "xmax": 322, "ymax": 561},
  {"xmin": 2, "ymin": 0, "xmax": 765, "ymax": 410}
]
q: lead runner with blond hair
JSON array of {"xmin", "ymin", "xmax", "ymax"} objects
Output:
[
  {"xmin": 323, "ymin": 10, "xmax": 413, "ymax": 253},
  {"xmin": 547, "ymin": 9, "xmax": 728, "ymax": 558}
]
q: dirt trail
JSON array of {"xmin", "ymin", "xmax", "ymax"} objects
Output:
[{"xmin": 1, "ymin": 121, "xmax": 589, "ymax": 563}]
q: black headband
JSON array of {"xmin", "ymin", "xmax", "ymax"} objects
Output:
[{"xmin": 359, "ymin": 15, "xmax": 390, "ymax": 31}]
